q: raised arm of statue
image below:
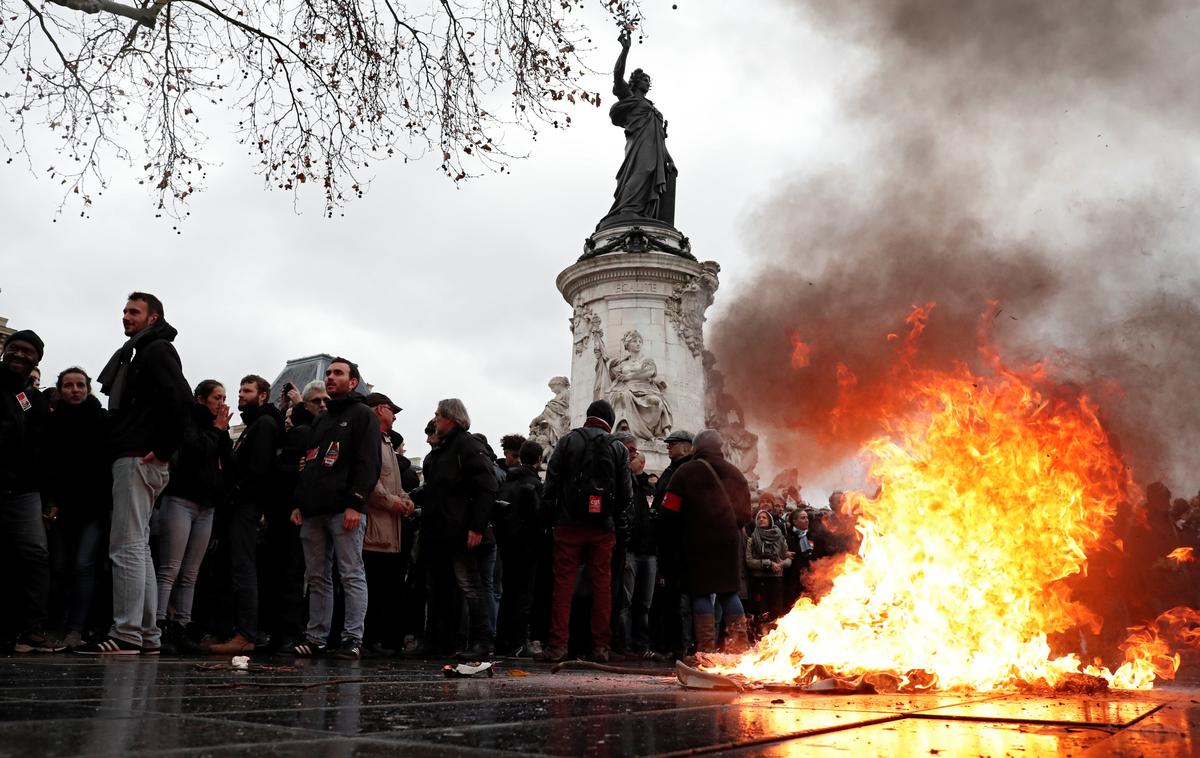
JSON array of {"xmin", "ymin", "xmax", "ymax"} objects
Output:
[{"xmin": 613, "ymin": 31, "xmax": 633, "ymax": 99}]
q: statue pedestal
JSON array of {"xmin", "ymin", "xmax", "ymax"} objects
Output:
[{"xmin": 557, "ymin": 225, "xmax": 719, "ymax": 473}]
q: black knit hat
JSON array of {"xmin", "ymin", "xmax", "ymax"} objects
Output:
[
  {"xmin": 586, "ymin": 399, "xmax": 615, "ymax": 428},
  {"xmin": 5, "ymin": 329, "xmax": 44, "ymax": 361}
]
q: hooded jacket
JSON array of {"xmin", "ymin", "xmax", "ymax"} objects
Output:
[
  {"xmin": 103, "ymin": 321, "xmax": 192, "ymax": 461},
  {"xmin": 294, "ymin": 394, "xmax": 381, "ymax": 517},
  {"xmin": 162, "ymin": 402, "xmax": 231, "ymax": 509},
  {"xmin": 413, "ymin": 425, "xmax": 498, "ymax": 541},
  {"xmin": 0, "ymin": 365, "xmax": 48, "ymax": 496},
  {"xmin": 44, "ymin": 394, "xmax": 112, "ymax": 517},
  {"xmin": 233, "ymin": 402, "xmax": 283, "ymax": 509}
]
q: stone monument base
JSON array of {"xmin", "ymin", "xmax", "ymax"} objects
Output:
[{"xmin": 556, "ymin": 226, "xmax": 718, "ymax": 473}]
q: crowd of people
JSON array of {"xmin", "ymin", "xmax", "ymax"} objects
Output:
[{"xmin": 0, "ymin": 292, "xmax": 859, "ymax": 661}]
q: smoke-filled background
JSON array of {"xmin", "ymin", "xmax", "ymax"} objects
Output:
[{"xmin": 712, "ymin": 0, "xmax": 1200, "ymax": 494}]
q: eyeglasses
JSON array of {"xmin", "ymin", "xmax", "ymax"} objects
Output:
[{"xmin": 307, "ymin": 397, "xmax": 329, "ymax": 406}]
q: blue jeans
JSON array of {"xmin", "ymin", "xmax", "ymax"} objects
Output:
[
  {"xmin": 691, "ymin": 592, "xmax": 744, "ymax": 617},
  {"xmin": 452, "ymin": 542, "xmax": 497, "ymax": 644},
  {"xmin": 300, "ymin": 512, "xmax": 367, "ymax": 644},
  {"xmin": 621, "ymin": 553, "xmax": 657, "ymax": 652},
  {"xmin": 110, "ymin": 457, "xmax": 170, "ymax": 646},
  {"xmin": 48, "ymin": 517, "xmax": 105, "ymax": 633},
  {"xmin": 155, "ymin": 496, "xmax": 213, "ymax": 625},
  {"xmin": 0, "ymin": 491, "xmax": 50, "ymax": 634}
]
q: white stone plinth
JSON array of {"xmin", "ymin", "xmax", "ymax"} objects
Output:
[{"xmin": 557, "ymin": 229, "xmax": 719, "ymax": 473}]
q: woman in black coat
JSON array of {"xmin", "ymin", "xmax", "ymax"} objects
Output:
[
  {"xmin": 663, "ymin": 429, "xmax": 751, "ymax": 653},
  {"xmin": 43, "ymin": 368, "xmax": 111, "ymax": 648}
]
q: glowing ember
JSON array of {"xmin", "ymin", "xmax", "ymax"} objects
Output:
[
  {"xmin": 706, "ymin": 307, "xmax": 1196, "ymax": 691},
  {"xmin": 1167, "ymin": 547, "xmax": 1195, "ymax": 563}
]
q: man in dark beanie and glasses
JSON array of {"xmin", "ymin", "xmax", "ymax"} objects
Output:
[{"xmin": 0, "ymin": 329, "xmax": 62, "ymax": 653}]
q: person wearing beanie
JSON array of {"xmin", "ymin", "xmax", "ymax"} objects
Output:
[
  {"xmin": 0, "ymin": 329, "xmax": 63, "ymax": 653},
  {"xmin": 536, "ymin": 397, "xmax": 632, "ymax": 663}
]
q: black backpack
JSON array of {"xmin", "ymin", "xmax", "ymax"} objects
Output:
[{"xmin": 563, "ymin": 427, "xmax": 619, "ymax": 521}]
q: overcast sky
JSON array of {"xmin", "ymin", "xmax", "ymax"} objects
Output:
[{"xmin": 1, "ymin": 2, "xmax": 851, "ymax": 481}]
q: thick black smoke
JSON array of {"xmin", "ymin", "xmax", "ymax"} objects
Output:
[{"xmin": 713, "ymin": 0, "xmax": 1200, "ymax": 488}]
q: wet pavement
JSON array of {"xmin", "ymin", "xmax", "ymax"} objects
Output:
[{"xmin": 0, "ymin": 656, "xmax": 1197, "ymax": 756}]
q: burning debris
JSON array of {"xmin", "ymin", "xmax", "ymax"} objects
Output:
[{"xmin": 696, "ymin": 306, "xmax": 1200, "ymax": 693}]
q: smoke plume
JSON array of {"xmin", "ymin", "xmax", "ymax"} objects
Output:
[{"xmin": 713, "ymin": 0, "xmax": 1200, "ymax": 491}]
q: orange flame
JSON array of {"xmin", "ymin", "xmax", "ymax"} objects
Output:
[
  {"xmin": 707, "ymin": 307, "xmax": 1197, "ymax": 691},
  {"xmin": 1168, "ymin": 547, "xmax": 1195, "ymax": 563},
  {"xmin": 789, "ymin": 332, "xmax": 812, "ymax": 369}
]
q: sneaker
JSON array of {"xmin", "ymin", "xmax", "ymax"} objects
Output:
[
  {"xmin": 63, "ymin": 631, "xmax": 84, "ymax": 650},
  {"xmin": 591, "ymin": 647, "xmax": 611, "ymax": 664},
  {"xmin": 534, "ymin": 646, "xmax": 568, "ymax": 663},
  {"xmin": 335, "ymin": 641, "xmax": 362, "ymax": 660},
  {"xmin": 527, "ymin": 639, "xmax": 544, "ymax": 656},
  {"xmin": 205, "ymin": 632, "xmax": 255, "ymax": 654},
  {"xmin": 74, "ymin": 636, "xmax": 141, "ymax": 655},
  {"xmin": 15, "ymin": 631, "xmax": 66, "ymax": 653},
  {"xmin": 140, "ymin": 644, "xmax": 161, "ymax": 656},
  {"xmin": 290, "ymin": 640, "xmax": 325, "ymax": 657}
]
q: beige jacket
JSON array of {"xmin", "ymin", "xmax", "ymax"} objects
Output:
[{"xmin": 365, "ymin": 437, "xmax": 403, "ymax": 553}]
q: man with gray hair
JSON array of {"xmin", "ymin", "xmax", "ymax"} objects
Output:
[{"xmin": 411, "ymin": 398, "xmax": 499, "ymax": 660}]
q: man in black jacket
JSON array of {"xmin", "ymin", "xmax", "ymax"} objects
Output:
[
  {"xmin": 209, "ymin": 374, "xmax": 282, "ymax": 654},
  {"xmin": 288, "ymin": 358, "xmax": 380, "ymax": 660},
  {"xmin": 650, "ymin": 429, "xmax": 692, "ymax": 659},
  {"xmin": 622, "ymin": 450, "xmax": 659, "ymax": 657},
  {"xmin": 494, "ymin": 440, "xmax": 545, "ymax": 657},
  {"xmin": 0, "ymin": 329, "xmax": 62, "ymax": 653},
  {"xmin": 536, "ymin": 399, "xmax": 632, "ymax": 663},
  {"xmin": 79, "ymin": 293, "xmax": 191, "ymax": 655},
  {"xmin": 411, "ymin": 398, "xmax": 499, "ymax": 660}
]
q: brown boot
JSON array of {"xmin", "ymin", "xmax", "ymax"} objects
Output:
[
  {"xmin": 205, "ymin": 632, "xmax": 255, "ymax": 654},
  {"xmin": 722, "ymin": 614, "xmax": 750, "ymax": 655},
  {"xmin": 693, "ymin": 613, "xmax": 717, "ymax": 654}
]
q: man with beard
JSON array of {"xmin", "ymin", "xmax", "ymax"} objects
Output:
[
  {"xmin": 79, "ymin": 293, "xmax": 191, "ymax": 655},
  {"xmin": 208, "ymin": 375, "xmax": 282, "ymax": 654},
  {"xmin": 0, "ymin": 330, "xmax": 62, "ymax": 653},
  {"xmin": 289, "ymin": 358, "xmax": 380, "ymax": 659}
]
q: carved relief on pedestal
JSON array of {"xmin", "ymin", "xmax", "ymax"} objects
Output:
[
  {"xmin": 593, "ymin": 329, "xmax": 673, "ymax": 443},
  {"xmin": 665, "ymin": 261, "xmax": 720, "ymax": 356},
  {"xmin": 570, "ymin": 300, "xmax": 604, "ymax": 356},
  {"xmin": 703, "ymin": 349, "xmax": 759, "ymax": 487},
  {"xmin": 529, "ymin": 376, "xmax": 572, "ymax": 460}
]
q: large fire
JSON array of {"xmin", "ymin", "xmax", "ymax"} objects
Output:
[{"xmin": 705, "ymin": 305, "xmax": 1197, "ymax": 691}]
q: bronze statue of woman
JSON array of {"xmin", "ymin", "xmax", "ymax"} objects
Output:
[{"xmin": 596, "ymin": 30, "xmax": 678, "ymax": 231}]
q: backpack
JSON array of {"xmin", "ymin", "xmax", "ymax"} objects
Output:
[{"xmin": 563, "ymin": 427, "xmax": 619, "ymax": 521}]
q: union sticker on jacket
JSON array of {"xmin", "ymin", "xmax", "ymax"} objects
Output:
[{"xmin": 15, "ymin": 392, "xmax": 31, "ymax": 412}]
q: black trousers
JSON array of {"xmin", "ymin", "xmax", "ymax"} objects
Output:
[
  {"xmin": 228, "ymin": 501, "xmax": 262, "ymax": 640},
  {"xmin": 495, "ymin": 536, "xmax": 538, "ymax": 651},
  {"xmin": 363, "ymin": 549, "xmax": 406, "ymax": 647},
  {"xmin": 260, "ymin": 512, "xmax": 306, "ymax": 645}
]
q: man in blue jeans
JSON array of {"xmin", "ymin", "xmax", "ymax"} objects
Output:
[
  {"xmin": 78, "ymin": 292, "xmax": 191, "ymax": 655},
  {"xmin": 0, "ymin": 329, "xmax": 63, "ymax": 653},
  {"xmin": 289, "ymin": 357, "xmax": 381, "ymax": 660}
]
